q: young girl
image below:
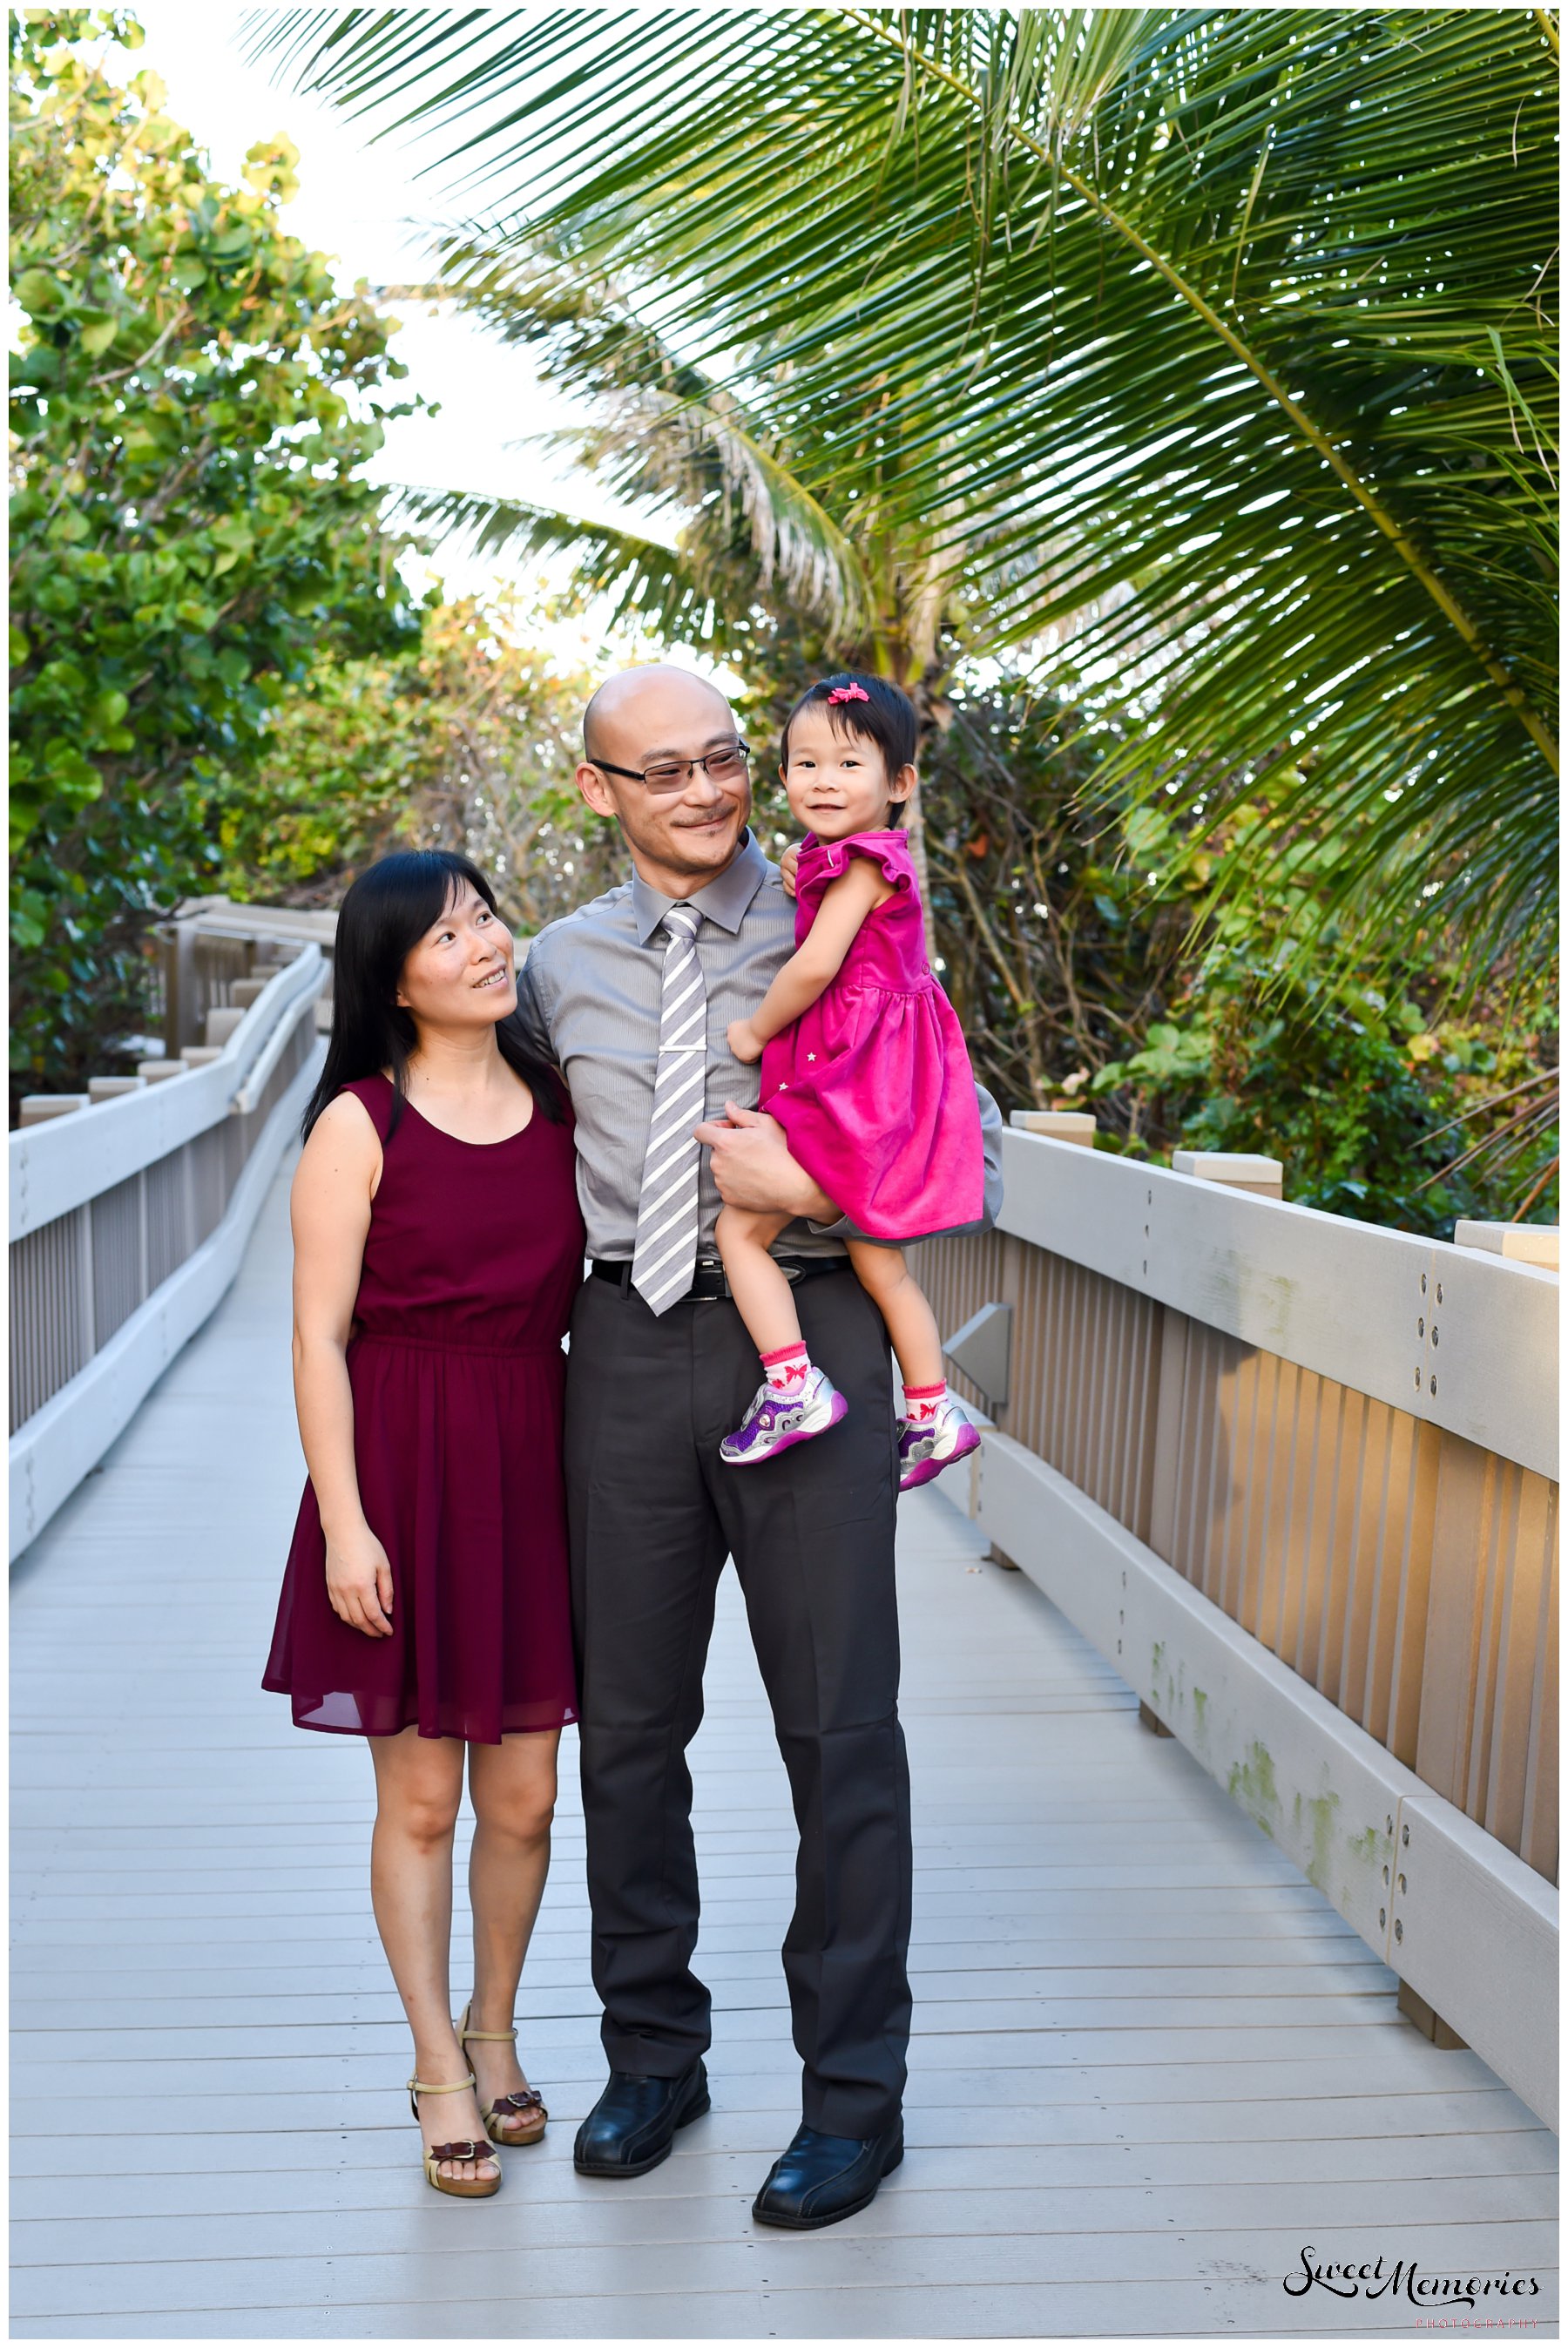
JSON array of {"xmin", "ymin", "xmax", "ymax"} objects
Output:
[
  {"xmin": 718, "ymin": 673, "xmax": 983, "ymax": 1491},
  {"xmin": 264, "ymin": 850, "xmax": 583, "ymax": 2201}
]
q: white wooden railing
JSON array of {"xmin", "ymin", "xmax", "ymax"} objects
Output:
[
  {"xmin": 10, "ymin": 939, "xmax": 327, "ymax": 1560},
  {"xmin": 911, "ymin": 1126, "xmax": 1559, "ymax": 2129},
  {"xmin": 150, "ymin": 897, "xmax": 338, "ymax": 1056}
]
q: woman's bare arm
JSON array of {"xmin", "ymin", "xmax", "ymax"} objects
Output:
[
  {"xmin": 290, "ymin": 1093, "xmax": 395, "ymax": 1637},
  {"xmin": 729, "ymin": 858, "xmax": 894, "ymax": 1062}
]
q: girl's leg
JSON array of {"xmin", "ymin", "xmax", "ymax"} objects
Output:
[
  {"xmin": 845, "ymin": 1242, "xmax": 945, "ymax": 1392},
  {"xmin": 715, "ymin": 1204, "xmax": 805, "ymax": 1357},
  {"xmin": 463, "ymin": 1729, "xmax": 561, "ymax": 2130},
  {"xmin": 718, "ymin": 1208, "xmax": 853, "ymax": 1458},
  {"xmin": 368, "ymin": 1728, "xmax": 497, "ymax": 2186}
]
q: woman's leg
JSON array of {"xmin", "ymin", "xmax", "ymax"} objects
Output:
[
  {"xmin": 368, "ymin": 1728, "xmax": 496, "ymax": 2185},
  {"xmin": 463, "ymin": 1729, "xmax": 561, "ymax": 2130},
  {"xmin": 715, "ymin": 1204, "xmax": 803, "ymax": 1357},
  {"xmin": 845, "ymin": 1241, "xmax": 945, "ymax": 1391}
]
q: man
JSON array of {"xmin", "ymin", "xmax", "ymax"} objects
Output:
[{"xmin": 510, "ymin": 664, "xmax": 1002, "ymax": 2230}]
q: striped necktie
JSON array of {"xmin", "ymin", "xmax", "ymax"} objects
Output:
[{"xmin": 631, "ymin": 902, "xmax": 707, "ymax": 1314}]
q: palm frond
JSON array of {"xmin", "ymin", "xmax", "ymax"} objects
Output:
[
  {"xmin": 390, "ymin": 484, "xmax": 720, "ymax": 639},
  {"xmin": 252, "ymin": 5, "xmax": 1559, "ymax": 967},
  {"xmin": 400, "ymin": 234, "xmax": 878, "ymax": 635}
]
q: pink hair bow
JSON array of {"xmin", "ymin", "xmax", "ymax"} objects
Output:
[{"xmin": 827, "ymin": 682, "xmax": 869, "ymax": 703}]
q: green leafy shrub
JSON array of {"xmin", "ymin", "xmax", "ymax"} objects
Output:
[{"xmin": 9, "ymin": 10, "xmax": 416, "ymax": 1100}]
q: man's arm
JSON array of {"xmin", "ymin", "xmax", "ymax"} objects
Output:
[
  {"xmin": 506, "ymin": 951, "xmax": 555, "ymax": 1063},
  {"xmin": 698, "ymin": 1082, "xmax": 1005, "ymax": 1235}
]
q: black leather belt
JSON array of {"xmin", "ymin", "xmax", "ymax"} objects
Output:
[{"xmin": 590, "ymin": 1254, "xmax": 851, "ymax": 1303}]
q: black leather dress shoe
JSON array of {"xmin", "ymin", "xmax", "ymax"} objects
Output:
[
  {"xmin": 751, "ymin": 2121, "xmax": 903, "ymax": 2229},
  {"xmin": 572, "ymin": 2060, "xmax": 710, "ymax": 2177}
]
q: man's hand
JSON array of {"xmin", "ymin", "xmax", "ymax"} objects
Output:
[
  {"xmin": 780, "ymin": 842, "xmax": 801, "ymax": 900},
  {"xmin": 727, "ymin": 1016, "xmax": 764, "ymax": 1066},
  {"xmin": 694, "ymin": 1100, "xmax": 836, "ymax": 1220}
]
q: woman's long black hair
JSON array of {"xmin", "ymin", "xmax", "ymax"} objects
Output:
[{"xmin": 301, "ymin": 849, "xmax": 566, "ymax": 1142}]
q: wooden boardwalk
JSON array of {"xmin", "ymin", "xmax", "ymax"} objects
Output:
[{"xmin": 11, "ymin": 1157, "xmax": 1559, "ymax": 2338}]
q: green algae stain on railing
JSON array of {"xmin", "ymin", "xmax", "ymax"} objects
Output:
[
  {"xmin": 1227, "ymin": 1739, "xmax": 1282, "ymax": 1839},
  {"xmin": 1293, "ymin": 1787, "xmax": 1341, "ymax": 1896}
]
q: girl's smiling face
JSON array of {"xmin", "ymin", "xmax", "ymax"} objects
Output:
[{"xmin": 781, "ymin": 706, "xmax": 916, "ymax": 842}]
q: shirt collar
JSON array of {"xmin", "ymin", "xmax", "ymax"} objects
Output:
[{"xmin": 630, "ymin": 826, "xmax": 771, "ymax": 945}]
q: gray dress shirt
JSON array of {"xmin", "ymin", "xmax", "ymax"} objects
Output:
[{"xmin": 510, "ymin": 828, "xmax": 1004, "ymax": 1262}]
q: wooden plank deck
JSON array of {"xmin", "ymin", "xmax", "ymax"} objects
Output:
[{"xmin": 11, "ymin": 1158, "xmax": 1559, "ymax": 2338}]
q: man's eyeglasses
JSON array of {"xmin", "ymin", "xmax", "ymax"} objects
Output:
[{"xmin": 591, "ymin": 741, "xmax": 752, "ymax": 795}]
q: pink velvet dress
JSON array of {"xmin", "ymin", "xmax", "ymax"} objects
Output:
[
  {"xmin": 264, "ymin": 1074, "xmax": 583, "ymax": 1742},
  {"xmin": 760, "ymin": 829, "xmax": 984, "ymax": 1242}
]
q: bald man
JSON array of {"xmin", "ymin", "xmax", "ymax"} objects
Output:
[{"xmin": 510, "ymin": 665, "xmax": 1003, "ymax": 2229}]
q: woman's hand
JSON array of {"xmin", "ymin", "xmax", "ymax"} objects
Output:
[
  {"xmin": 727, "ymin": 1017, "xmax": 764, "ymax": 1065},
  {"xmin": 325, "ymin": 1521, "xmax": 395, "ymax": 1638},
  {"xmin": 780, "ymin": 842, "xmax": 801, "ymax": 899}
]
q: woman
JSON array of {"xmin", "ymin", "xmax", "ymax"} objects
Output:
[{"xmin": 264, "ymin": 849, "xmax": 583, "ymax": 2199}]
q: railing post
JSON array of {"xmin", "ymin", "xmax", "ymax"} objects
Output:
[
  {"xmin": 1172, "ymin": 1148, "xmax": 1284, "ymax": 1201},
  {"xmin": 77, "ymin": 1193, "xmax": 95, "ymax": 1363},
  {"xmin": 17, "ymin": 1096, "xmax": 90, "ymax": 1127},
  {"xmin": 1397, "ymin": 1979, "xmax": 1468, "ymax": 2050},
  {"xmin": 1010, "ymin": 1109, "xmax": 1098, "ymax": 1146},
  {"xmin": 1454, "ymin": 1220, "xmax": 1559, "ymax": 1271},
  {"xmin": 161, "ymin": 918, "xmax": 196, "ymax": 1055}
]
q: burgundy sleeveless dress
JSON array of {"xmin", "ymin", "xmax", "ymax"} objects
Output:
[{"xmin": 263, "ymin": 1075, "xmax": 583, "ymax": 1742}]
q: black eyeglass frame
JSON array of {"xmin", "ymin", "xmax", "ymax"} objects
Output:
[{"xmin": 589, "ymin": 741, "xmax": 752, "ymax": 791}]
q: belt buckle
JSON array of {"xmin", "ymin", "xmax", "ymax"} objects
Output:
[{"xmin": 692, "ymin": 1258, "xmax": 728, "ymax": 1304}]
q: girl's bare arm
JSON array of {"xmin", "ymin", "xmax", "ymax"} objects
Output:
[
  {"xmin": 729, "ymin": 859, "xmax": 894, "ymax": 1062},
  {"xmin": 290, "ymin": 1093, "xmax": 395, "ymax": 1637}
]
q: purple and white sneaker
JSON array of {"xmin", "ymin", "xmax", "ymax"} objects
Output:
[
  {"xmin": 897, "ymin": 1396, "xmax": 982, "ymax": 1492},
  {"xmin": 720, "ymin": 1366, "xmax": 848, "ymax": 1466}
]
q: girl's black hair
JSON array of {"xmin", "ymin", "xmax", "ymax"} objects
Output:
[
  {"xmin": 779, "ymin": 672, "xmax": 919, "ymax": 827},
  {"xmin": 301, "ymin": 849, "xmax": 565, "ymax": 1142}
]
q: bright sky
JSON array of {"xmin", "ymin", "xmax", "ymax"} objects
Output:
[{"xmin": 117, "ymin": 4, "xmax": 704, "ymax": 663}]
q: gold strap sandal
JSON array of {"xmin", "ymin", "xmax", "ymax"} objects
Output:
[
  {"xmin": 456, "ymin": 2000, "xmax": 549, "ymax": 2148},
  {"xmin": 407, "ymin": 2071, "xmax": 501, "ymax": 2198}
]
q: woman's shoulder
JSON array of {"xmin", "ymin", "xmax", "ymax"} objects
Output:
[
  {"xmin": 292, "ymin": 1082, "xmax": 386, "ymax": 1207},
  {"xmin": 300, "ymin": 1075, "xmax": 395, "ymax": 1160},
  {"xmin": 334, "ymin": 1073, "xmax": 396, "ymax": 1137}
]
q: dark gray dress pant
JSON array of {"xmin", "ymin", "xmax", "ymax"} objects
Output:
[{"xmin": 564, "ymin": 1265, "xmax": 912, "ymax": 2137}]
